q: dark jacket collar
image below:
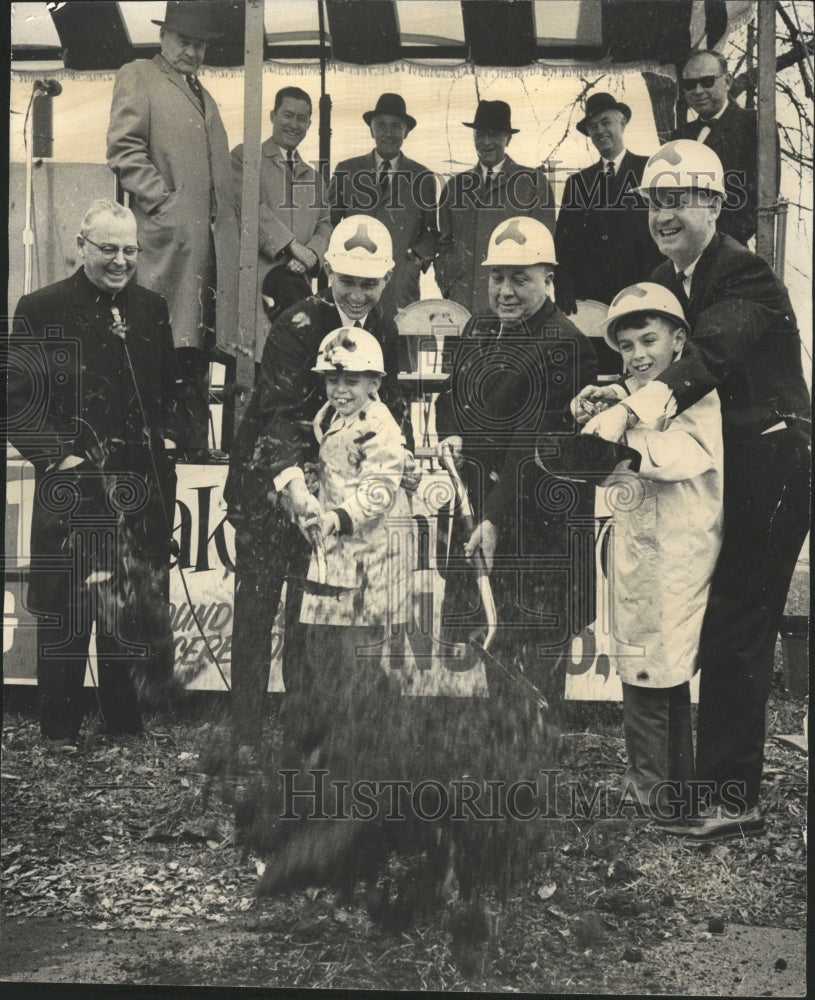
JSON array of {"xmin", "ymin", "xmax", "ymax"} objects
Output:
[{"xmin": 72, "ymin": 266, "xmax": 129, "ymax": 307}]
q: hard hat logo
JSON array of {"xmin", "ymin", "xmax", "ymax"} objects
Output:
[
  {"xmin": 639, "ymin": 139, "xmax": 725, "ymax": 196},
  {"xmin": 312, "ymin": 327, "xmax": 386, "ymax": 374},
  {"xmin": 344, "ymin": 224, "xmax": 378, "ymax": 255},
  {"xmin": 481, "ymin": 216, "xmax": 557, "ymax": 267},
  {"xmin": 495, "ymin": 219, "xmax": 528, "ymax": 247},
  {"xmin": 610, "ymin": 285, "xmax": 649, "ymax": 308},
  {"xmin": 648, "ymin": 145, "xmax": 683, "ymax": 168},
  {"xmin": 324, "ymin": 330, "xmax": 359, "ymax": 365},
  {"xmin": 325, "ymin": 214, "xmax": 395, "ymax": 278}
]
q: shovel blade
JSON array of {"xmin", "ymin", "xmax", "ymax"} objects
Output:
[{"xmin": 285, "ymin": 576, "xmax": 357, "ymax": 598}]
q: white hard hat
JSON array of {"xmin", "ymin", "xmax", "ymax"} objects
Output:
[
  {"xmin": 638, "ymin": 139, "xmax": 726, "ymax": 197},
  {"xmin": 481, "ymin": 216, "xmax": 558, "ymax": 267},
  {"xmin": 602, "ymin": 282, "xmax": 689, "ymax": 353},
  {"xmin": 324, "ymin": 215, "xmax": 394, "ymax": 278},
  {"xmin": 312, "ymin": 327, "xmax": 385, "ymax": 374}
]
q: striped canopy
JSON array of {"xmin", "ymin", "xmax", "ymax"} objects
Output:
[{"xmin": 12, "ymin": 0, "xmax": 753, "ymax": 72}]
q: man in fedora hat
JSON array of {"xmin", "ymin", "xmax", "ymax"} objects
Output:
[
  {"xmin": 107, "ymin": 1, "xmax": 239, "ymax": 457},
  {"xmin": 436, "ymin": 100, "xmax": 555, "ymax": 316},
  {"xmin": 231, "ymin": 86, "xmax": 332, "ymax": 370},
  {"xmin": 554, "ymin": 92, "xmax": 662, "ymax": 371},
  {"xmin": 329, "ymin": 93, "xmax": 439, "ymax": 322}
]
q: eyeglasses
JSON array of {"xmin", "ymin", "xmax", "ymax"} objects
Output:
[
  {"xmin": 81, "ymin": 237, "xmax": 142, "ymax": 259},
  {"xmin": 681, "ymin": 74, "xmax": 725, "ymax": 91}
]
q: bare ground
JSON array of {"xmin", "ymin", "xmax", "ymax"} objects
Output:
[{"xmin": 1, "ymin": 677, "xmax": 807, "ymax": 996}]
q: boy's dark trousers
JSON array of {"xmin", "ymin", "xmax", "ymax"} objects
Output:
[{"xmin": 621, "ymin": 681, "xmax": 693, "ymax": 820}]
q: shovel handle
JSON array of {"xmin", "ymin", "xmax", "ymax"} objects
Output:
[{"xmin": 440, "ymin": 446, "xmax": 497, "ymax": 651}]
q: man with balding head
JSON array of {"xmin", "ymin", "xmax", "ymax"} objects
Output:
[
  {"xmin": 671, "ymin": 49, "xmax": 778, "ymax": 245},
  {"xmin": 6, "ymin": 200, "xmax": 188, "ymax": 746}
]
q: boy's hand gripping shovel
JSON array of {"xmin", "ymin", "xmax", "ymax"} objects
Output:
[
  {"xmin": 286, "ymin": 523, "xmax": 359, "ymax": 598},
  {"xmin": 439, "ymin": 445, "xmax": 549, "ymax": 711}
]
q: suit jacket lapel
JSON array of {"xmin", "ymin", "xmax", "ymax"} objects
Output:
[{"xmin": 156, "ymin": 55, "xmax": 204, "ymax": 116}]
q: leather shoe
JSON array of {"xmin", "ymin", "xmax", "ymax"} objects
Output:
[{"xmin": 660, "ymin": 804, "xmax": 765, "ymax": 842}]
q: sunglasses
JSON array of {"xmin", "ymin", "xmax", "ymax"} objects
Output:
[{"xmin": 681, "ymin": 74, "xmax": 725, "ymax": 91}]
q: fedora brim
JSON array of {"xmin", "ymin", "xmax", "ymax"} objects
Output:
[
  {"xmin": 576, "ymin": 102, "xmax": 632, "ymax": 136},
  {"xmin": 363, "ymin": 110, "xmax": 417, "ymax": 132},
  {"xmin": 462, "ymin": 120, "xmax": 520, "ymax": 134},
  {"xmin": 151, "ymin": 18, "xmax": 223, "ymax": 41}
]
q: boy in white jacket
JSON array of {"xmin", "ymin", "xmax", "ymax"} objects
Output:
[
  {"xmin": 297, "ymin": 327, "xmax": 413, "ymax": 762},
  {"xmin": 596, "ymin": 284, "xmax": 723, "ymax": 821}
]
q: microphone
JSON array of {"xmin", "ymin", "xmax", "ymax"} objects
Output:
[{"xmin": 34, "ymin": 79, "xmax": 63, "ymax": 97}]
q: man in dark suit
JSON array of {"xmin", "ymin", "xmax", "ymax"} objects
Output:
[
  {"xmin": 555, "ymin": 92, "xmax": 662, "ymax": 371},
  {"xmin": 671, "ymin": 49, "xmax": 778, "ymax": 245},
  {"xmin": 6, "ymin": 200, "xmax": 188, "ymax": 747},
  {"xmin": 435, "ymin": 216, "xmax": 597, "ymax": 710},
  {"xmin": 437, "ymin": 100, "xmax": 556, "ymax": 317},
  {"xmin": 225, "ymin": 216, "xmax": 413, "ymax": 757},
  {"xmin": 576, "ymin": 142, "xmax": 810, "ymax": 840},
  {"xmin": 329, "ymin": 94, "xmax": 438, "ymax": 322}
]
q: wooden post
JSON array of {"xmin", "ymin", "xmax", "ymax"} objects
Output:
[
  {"xmin": 234, "ymin": 0, "xmax": 265, "ymax": 432},
  {"xmin": 756, "ymin": 0, "xmax": 777, "ymax": 267}
]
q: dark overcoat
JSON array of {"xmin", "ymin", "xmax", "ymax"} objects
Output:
[
  {"xmin": 329, "ymin": 151, "xmax": 439, "ymax": 320},
  {"xmin": 554, "ymin": 150, "xmax": 663, "ymax": 307},
  {"xmin": 7, "ymin": 269, "xmax": 187, "ymax": 617}
]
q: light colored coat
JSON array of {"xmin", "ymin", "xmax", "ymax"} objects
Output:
[
  {"xmin": 231, "ymin": 138, "xmax": 333, "ymax": 360},
  {"xmin": 300, "ymin": 399, "xmax": 413, "ymax": 628},
  {"xmin": 107, "ymin": 55, "xmax": 239, "ymax": 354},
  {"xmin": 609, "ymin": 389, "xmax": 723, "ymax": 688}
]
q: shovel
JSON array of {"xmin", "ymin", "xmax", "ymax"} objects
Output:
[
  {"xmin": 286, "ymin": 524, "xmax": 359, "ymax": 599},
  {"xmin": 439, "ymin": 446, "xmax": 549, "ymax": 710}
]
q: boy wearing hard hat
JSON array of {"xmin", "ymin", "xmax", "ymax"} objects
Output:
[
  {"xmin": 225, "ymin": 216, "xmax": 414, "ymax": 764},
  {"xmin": 575, "ymin": 140, "xmax": 809, "ymax": 840},
  {"xmin": 599, "ymin": 283, "xmax": 723, "ymax": 822},
  {"xmin": 292, "ymin": 327, "xmax": 412, "ymax": 762}
]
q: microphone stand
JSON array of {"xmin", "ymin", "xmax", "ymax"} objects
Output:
[{"xmin": 23, "ymin": 85, "xmax": 38, "ymax": 295}]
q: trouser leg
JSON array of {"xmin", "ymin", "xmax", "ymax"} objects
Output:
[
  {"xmin": 175, "ymin": 347, "xmax": 211, "ymax": 453},
  {"xmin": 695, "ymin": 431, "xmax": 810, "ymax": 809},
  {"xmin": 95, "ymin": 629, "xmax": 144, "ymax": 735},
  {"xmin": 36, "ymin": 616, "xmax": 92, "ymax": 741},
  {"xmin": 622, "ymin": 681, "xmax": 692, "ymax": 818},
  {"xmin": 230, "ymin": 518, "xmax": 289, "ymax": 749}
]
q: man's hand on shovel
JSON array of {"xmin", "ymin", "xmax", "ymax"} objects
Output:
[{"xmin": 464, "ymin": 520, "xmax": 498, "ymax": 574}]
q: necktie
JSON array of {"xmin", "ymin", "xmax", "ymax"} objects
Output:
[
  {"xmin": 605, "ymin": 160, "xmax": 615, "ymax": 178},
  {"xmin": 483, "ymin": 166, "xmax": 494, "ymax": 189},
  {"xmin": 186, "ymin": 74, "xmax": 204, "ymax": 112},
  {"xmin": 674, "ymin": 271, "xmax": 690, "ymax": 310},
  {"xmin": 284, "ymin": 151, "xmax": 295, "ymax": 206},
  {"xmin": 353, "ymin": 319, "xmax": 362, "ymax": 328},
  {"xmin": 379, "ymin": 159, "xmax": 391, "ymax": 192}
]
